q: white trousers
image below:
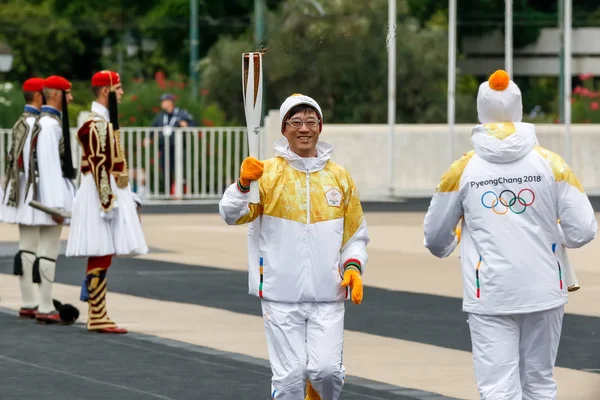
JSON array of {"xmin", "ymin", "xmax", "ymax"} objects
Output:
[
  {"xmin": 261, "ymin": 300, "xmax": 346, "ymax": 400},
  {"xmin": 468, "ymin": 306, "xmax": 564, "ymax": 400},
  {"xmin": 19, "ymin": 224, "xmax": 62, "ymax": 312}
]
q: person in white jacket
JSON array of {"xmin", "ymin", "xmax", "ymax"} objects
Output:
[
  {"xmin": 423, "ymin": 70, "xmax": 597, "ymax": 399},
  {"xmin": 219, "ymin": 94, "xmax": 369, "ymax": 400}
]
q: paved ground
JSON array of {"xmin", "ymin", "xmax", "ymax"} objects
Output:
[
  {"xmin": 0, "ymin": 309, "xmax": 449, "ymax": 400},
  {"xmin": 0, "ymin": 208, "xmax": 598, "ymax": 399},
  {"xmin": 1, "ymin": 256, "xmax": 598, "ymax": 374}
]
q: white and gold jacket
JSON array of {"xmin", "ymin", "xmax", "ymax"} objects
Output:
[
  {"xmin": 219, "ymin": 137, "xmax": 369, "ymax": 303},
  {"xmin": 424, "ymin": 122, "xmax": 597, "ymax": 315}
]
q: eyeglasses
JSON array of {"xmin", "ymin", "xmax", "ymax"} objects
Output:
[{"xmin": 286, "ymin": 119, "xmax": 320, "ymax": 129}]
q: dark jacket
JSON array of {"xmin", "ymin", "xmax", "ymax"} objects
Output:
[{"xmin": 152, "ymin": 107, "xmax": 196, "ymax": 128}]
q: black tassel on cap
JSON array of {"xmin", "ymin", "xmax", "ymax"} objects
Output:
[
  {"xmin": 61, "ymin": 90, "xmax": 76, "ymax": 180},
  {"xmin": 108, "ymin": 91, "xmax": 119, "ymax": 130}
]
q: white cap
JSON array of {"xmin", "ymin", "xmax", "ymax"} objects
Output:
[
  {"xmin": 279, "ymin": 93, "xmax": 323, "ymax": 133},
  {"xmin": 477, "ymin": 70, "xmax": 523, "ymax": 124}
]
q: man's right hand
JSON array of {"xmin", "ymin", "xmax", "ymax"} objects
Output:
[
  {"xmin": 239, "ymin": 157, "xmax": 264, "ymax": 187},
  {"xmin": 52, "ymin": 215, "xmax": 64, "ymax": 225}
]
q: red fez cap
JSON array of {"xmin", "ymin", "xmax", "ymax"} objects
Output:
[
  {"xmin": 91, "ymin": 70, "xmax": 121, "ymax": 88},
  {"xmin": 44, "ymin": 76, "xmax": 72, "ymax": 91},
  {"xmin": 22, "ymin": 78, "xmax": 45, "ymax": 92}
]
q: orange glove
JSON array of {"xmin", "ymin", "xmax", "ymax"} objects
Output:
[
  {"xmin": 341, "ymin": 268, "xmax": 363, "ymax": 305},
  {"xmin": 455, "ymin": 226, "xmax": 461, "ymax": 243},
  {"xmin": 239, "ymin": 157, "xmax": 264, "ymax": 187}
]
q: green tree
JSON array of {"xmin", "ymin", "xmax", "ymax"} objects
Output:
[
  {"xmin": 408, "ymin": 0, "xmax": 600, "ymax": 49},
  {"xmin": 0, "ymin": 0, "xmax": 85, "ymax": 80},
  {"xmin": 200, "ymin": 0, "xmax": 476, "ymax": 124},
  {"xmin": 0, "ymin": 0, "xmax": 285, "ymax": 83}
]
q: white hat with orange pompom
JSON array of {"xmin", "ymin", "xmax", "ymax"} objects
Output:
[{"xmin": 477, "ymin": 70, "xmax": 523, "ymax": 124}]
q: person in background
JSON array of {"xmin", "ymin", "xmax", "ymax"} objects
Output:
[{"xmin": 152, "ymin": 93, "xmax": 195, "ymax": 196}]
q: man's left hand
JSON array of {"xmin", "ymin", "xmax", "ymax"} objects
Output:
[
  {"xmin": 341, "ymin": 269, "xmax": 363, "ymax": 305},
  {"xmin": 178, "ymin": 120, "xmax": 189, "ymax": 127}
]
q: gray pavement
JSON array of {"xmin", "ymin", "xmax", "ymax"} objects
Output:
[
  {"xmin": 0, "ymin": 245, "xmax": 468, "ymax": 400},
  {"xmin": 1, "ymin": 255, "xmax": 595, "ymax": 373},
  {"xmin": 0, "ymin": 228, "xmax": 597, "ymax": 399},
  {"xmin": 0, "ymin": 309, "xmax": 457, "ymax": 400}
]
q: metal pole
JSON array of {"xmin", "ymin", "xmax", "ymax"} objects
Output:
[
  {"xmin": 505, "ymin": 0, "xmax": 513, "ymax": 77},
  {"xmin": 448, "ymin": 0, "xmax": 456, "ymax": 164},
  {"xmin": 190, "ymin": 0, "xmax": 199, "ymax": 99},
  {"xmin": 388, "ymin": 0, "xmax": 396, "ymax": 198},
  {"xmin": 255, "ymin": 0, "xmax": 265, "ymax": 48},
  {"xmin": 564, "ymin": 0, "xmax": 572, "ymax": 163},
  {"xmin": 558, "ymin": 0, "xmax": 565, "ymax": 123}
]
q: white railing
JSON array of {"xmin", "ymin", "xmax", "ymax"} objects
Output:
[
  {"xmin": 0, "ymin": 127, "xmax": 250, "ymax": 202},
  {"xmin": 3, "ymin": 120, "xmax": 600, "ymax": 202}
]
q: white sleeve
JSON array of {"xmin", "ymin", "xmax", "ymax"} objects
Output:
[
  {"xmin": 218, "ymin": 182, "xmax": 261, "ymax": 225},
  {"xmin": 423, "ymin": 192, "xmax": 462, "ymax": 258},
  {"xmin": 556, "ymin": 168, "xmax": 597, "ymax": 248},
  {"xmin": 36, "ymin": 119, "xmax": 64, "ymax": 209},
  {"xmin": 423, "ymin": 152, "xmax": 473, "ymax": 258}
]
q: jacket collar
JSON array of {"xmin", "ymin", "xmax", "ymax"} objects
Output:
[{"xmin": 272, "ymin": 137, "xmax": 333, "ymax": 172}]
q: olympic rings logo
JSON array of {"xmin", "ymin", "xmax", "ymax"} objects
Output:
[{"xmin": 480, "ymin": 189, "xmax": 535, "ymax": 215}]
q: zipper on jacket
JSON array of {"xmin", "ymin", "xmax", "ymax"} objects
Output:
[{"xmin": 306, "ymin": 170, "xmax": 310, "ymax": 224}]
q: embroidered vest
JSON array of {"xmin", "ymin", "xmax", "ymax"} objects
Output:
[
  {"xmin": 82, "ymin": 112, "xmax": 129, "ymax": 187},
  {"xmin": 3, "ymin": 112, "xmax": 40, "ymax": 206}
]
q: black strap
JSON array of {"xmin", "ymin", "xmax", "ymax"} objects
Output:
[
  {"xmin": 32, "ymin": 256, "xmax": 56, "ymax": 283},
  {"xmin": 13, "ymin": 250, "xmax": 35, "ymax": 276}
]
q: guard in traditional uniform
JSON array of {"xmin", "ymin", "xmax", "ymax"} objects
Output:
[
  {"xmin": 1, "ymin": 77, "xmax": 45, "ymax": 318},
  {"xmin": 2, "ymin": 75, "xmax": 78, "ymax": 323},
  {"xmin": 66, "ymin": 70, "xmax": 148, "ymax": 334}
]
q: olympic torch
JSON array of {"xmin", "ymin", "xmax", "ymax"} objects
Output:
[
  {"xmin": 561, "ymin": 246, "xmax": 580, "ymax": 292},
  {"xmin": 557, "ymin": 222, "xmax": 580, "ymax": 292},
  {"xmin": 242, "ymin": 51, "xmax": 264, "ymax": 204}
]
